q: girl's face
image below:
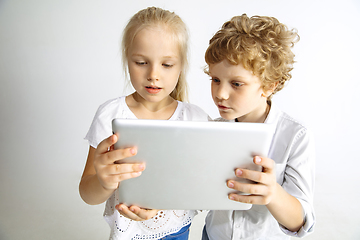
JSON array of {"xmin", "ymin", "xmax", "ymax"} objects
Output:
[
  {"xmin": 127, "ymin": 26, "xmax": 182, "ymax": 104},
  {"xmin": 209, "ymin": 60, "xmax": 272, "ymax": 123}
]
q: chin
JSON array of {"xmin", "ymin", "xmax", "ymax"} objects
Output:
[{"xmin": 219, "ymin": 112, "xmax": 235, "ymax": 121}]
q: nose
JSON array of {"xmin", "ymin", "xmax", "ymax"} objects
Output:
[
  {"xmin": 214, "ymin": 82, "xmax": 229, "ymax": 100},
  {"xmin": 147, "ymin": 64, "xmax": 159, "ymax": 81}
]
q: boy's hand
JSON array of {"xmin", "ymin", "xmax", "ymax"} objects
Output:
[
  {"xmin": 116, "ymin": 204, "xmax": 159, "ymax": 221},
  {"xmin": 93, "ymin": 134, "xmax": 145, "ymax": 190},
  {"xmin": 227, "ymin": 156, "xmax": 278, "ymax": 205}
]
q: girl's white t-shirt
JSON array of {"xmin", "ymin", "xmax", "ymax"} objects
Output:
[{"xmin": 85, "ymin": 96, "xmax": 209, "ymax": 240}]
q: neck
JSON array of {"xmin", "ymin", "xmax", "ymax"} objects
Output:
[
  {"xmin": 236, "ymin": 101, "xmax": 270, "ymax": 123},
  {"xmin": 132, "ymin": 92, "xmax": 175, "ymax": 112},
  {"xmin": 126, "ymin": 92, "xmax": 178, "ymax": 120}
]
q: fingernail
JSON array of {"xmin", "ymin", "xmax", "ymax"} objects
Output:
[
  {"xmin": 112, "ymin": 134, "xmax": 117, "ymax": 142},
  {"xmin": 255, "ymin": 156, "xmax": 261, "ymax": 163},
  {"xmin": 229, "ymin": 195, "xmax": 235, "ymax": 200},
  {"xmin": 228, "ymin": 181, "xmax": 234, "ymax": 188},
  {"xmin": 236, "ymin": 169, "xmax": 242, "ymax": 176},
  {"xmin": 130, "ymin": 148, "xmax": 136, "ymax": 155}
]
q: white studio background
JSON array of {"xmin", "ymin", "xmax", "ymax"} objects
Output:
[{"xmin": 0, "ymin": 0, "xmax": 359, "ymax": 239}]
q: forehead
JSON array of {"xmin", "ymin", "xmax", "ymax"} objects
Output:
[
  {"xmin": 130, "ymin": 26, "xmax": 179, "ymax": 55},
  {"xmin": 209, "ymin": 60, "xmax": 256, "ymax": 79}
]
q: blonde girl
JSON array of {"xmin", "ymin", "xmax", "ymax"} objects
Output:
[{"xmin": 79, "ymin": 7, "xmax": 208, "ymax": 240}]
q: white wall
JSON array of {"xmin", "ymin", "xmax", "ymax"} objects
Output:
[{"xmin": 0, "ymin": 0, "xmax": 359, "ymax": 239}]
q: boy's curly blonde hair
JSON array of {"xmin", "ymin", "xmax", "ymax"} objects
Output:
[{"xmin": 205, "ymin": 14, "xmax": 299, "ymax": 98}]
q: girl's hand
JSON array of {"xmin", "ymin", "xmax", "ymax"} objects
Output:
[
  {"xmin": 227, "ymin": 156, "xmax": 277, "ymax": 205},
  {"xmin": 116, "ymin": 204, "xmax": 159, "ymax": 221},
  {"xmin": 93, "ymin": 134, "xmax": 145, "ymax": 190}
]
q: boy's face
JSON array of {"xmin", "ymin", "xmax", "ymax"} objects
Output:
[{"xmin": 209, "ymin": 60, "xmax": 271, "ymax": 122}]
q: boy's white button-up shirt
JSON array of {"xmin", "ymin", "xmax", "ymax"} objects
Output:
[{"xmin": 205, "ymin": 103, "xmax": 316, "ymax": 239}]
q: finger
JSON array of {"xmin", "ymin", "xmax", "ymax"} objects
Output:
[
  {"xmin": 100, "ymin": 147, "xmax": 137, "ymax": 165},
  {"xmin": 100, "ymin": 163, "xmax": 145, "ymax": 185},
  {"xmin": 228, "ymin": 193, "xmax": 269, "ymax": 205},
  {"xmin": 116, "ymin": 204, "xmax": 154, "ymax": 221},
  {"xmin": 129, "ymin": 206, "xmax": 158, "ymax": 220},
  {"xmin": 227, "ymin": 180, "xmax": 267, "ymax": 195},
  {"xmin": 113, "ymin": 170, "xmax": 143, "ymax": 182},
  {"xmin": 97, "ymin": 134, "xmax": 118, "ymax": 154},
  {"xmin": 108, "ymin": 163, "xmax": 145, "ymax": 175},
  {"xmin": 99, "ymin": 170, "xmax": 144, "ymax": 190},
  {"xmin": 102, "ymin": 171, "xmax": 142, "ymax": 183},
  {"xmin": 253, "ymin": 156, "xmax": 274, "ymax": 172},
  {"xmin": 234, "ymin": 168, "xmax": 268, "ymax": 185},
  {"xmin": 116, "ymin": 204, "xmax": 144, "ymax": 221},
  {"xmin": 107, "ymin": 147, "xmax": 137, "ymax": 161}
]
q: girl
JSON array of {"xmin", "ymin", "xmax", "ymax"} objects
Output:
[
  {"xmin": 79, "ymin": 7, "xmax": 209, "ymax": 240},
  {"xmin": 202, "ymin": 14, "xmax": 316, "ymax": 239}
]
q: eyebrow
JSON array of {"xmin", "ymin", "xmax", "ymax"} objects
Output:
[
  {"xmin": 131, "ymin": 53, "xmax": 179, "ymax": 59},
  {"xmin": 208, "ymin": 72, "xmax": 246, "ymax": 81},
  {"xmin": 232, "ymin": 76, "xmax": 246, "ymax": 80}
]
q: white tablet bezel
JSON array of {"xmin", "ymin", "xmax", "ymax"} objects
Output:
[{"xmin": 112, "ymin": 118, "xmax": 275, "ymax": 210}]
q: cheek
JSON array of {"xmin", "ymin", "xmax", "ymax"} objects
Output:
[
  {"xmin": 164, "ymin": 72, "xmax": 181, "ymax": 92},
  {"xmin": 210, "ymin": 85, "xmax": 217, "ymax": 100},
  {"xmin": 128, "ymin": 65, "xmax": 140, "ymax": 79},
  {"xmin": 129, "ymin": 72, "xmax": 139, "ymax": 86},
  {"xmin": 169, "ymin": 71, "xmax": 180, "ymax": 82}
]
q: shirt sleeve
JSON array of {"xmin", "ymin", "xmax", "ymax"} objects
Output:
[
  {"xmin": 84, "ymin": 100, "xmax": 115, "ymax": 148},
  {"xmin": 279, "ymin": 127, "xmax": 316, "ymax": 237}
]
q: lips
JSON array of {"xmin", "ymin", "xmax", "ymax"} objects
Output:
[
  {"xmin": 217, "ymin": 104, "xmax": 231, "ymax": 111},
  {"xmin": 145, "ymin": 86, "xmax": 162, "ymax": 94}
]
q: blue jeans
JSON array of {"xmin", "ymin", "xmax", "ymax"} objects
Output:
[{"xmin": 160, "ymin": 224, "xmax": 191, "ymax": 240}]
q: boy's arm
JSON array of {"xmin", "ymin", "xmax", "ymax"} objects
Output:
[{"xmin": 266, "ymin": 183, "xmax": 304, "ymax": 232}]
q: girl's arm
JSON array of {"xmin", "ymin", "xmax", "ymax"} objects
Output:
[
  {"xmin": 79, "ymin": 134, "xmax": 145, "ymax": 205},
  {"xmin": 227, "ymin": 156, "xmax": 304, "ymax": 232}
]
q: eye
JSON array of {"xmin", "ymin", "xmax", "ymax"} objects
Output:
[
  {"xmin": 163, "ymin": 63, "xmax": 174, "ymax": 68},
  {"xmin": 232, "ymin": 81, "xmax": 244, "ymax": 87},
  {"xmin": 135, "ymin": 61, "xmax": 146, "ymax": 65},
  {"xmin": 210, "ymin": 78, "xmax": 220, "ymax": 83}
]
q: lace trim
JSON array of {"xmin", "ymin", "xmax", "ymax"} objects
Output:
[
  {"xmin": 128, "ymin": 215, "xmax": 192, "ymax": 240},
  {"xmin": 107, "ymin": 208, "xmax": 194, "ymax": 239}
]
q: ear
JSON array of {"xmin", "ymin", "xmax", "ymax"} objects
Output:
[{"xmin": 262, "ymin": 81, "xmax": 279, "ymax": 98}]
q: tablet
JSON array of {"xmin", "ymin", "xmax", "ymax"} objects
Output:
[{"xmin": 112, "ymin": 119, "xmax": 275, "ymax": 210}]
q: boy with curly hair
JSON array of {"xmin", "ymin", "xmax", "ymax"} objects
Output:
[{"xmin": 202, "ymin": 14, "xmax": 316, "ymax": 239}]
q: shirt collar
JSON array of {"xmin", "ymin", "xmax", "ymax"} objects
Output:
[{"xmin": 264, "ymin": 101, "xmax": 281, "ymax": 125}]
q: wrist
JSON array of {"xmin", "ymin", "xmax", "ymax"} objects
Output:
[
  {"xmin": 266, "ymin": 183, "xmax": 281, "ymax": 207},
  {"xmin": 266, "ymin": 184, "xmax": 304, "ymax": 232},
  {"xmin": 80, "ymin": 174, "xmax": 115, "ymax": 205}
]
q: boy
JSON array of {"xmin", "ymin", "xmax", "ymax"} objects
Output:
[{"xmin": 202, "ymin": 14, "xmax": 316, "ymax": 239}]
